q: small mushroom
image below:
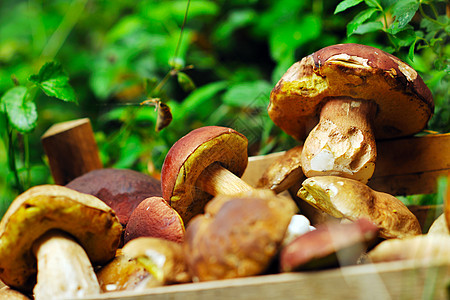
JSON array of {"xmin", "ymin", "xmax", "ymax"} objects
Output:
[
  {"xmin": 427, "ymin": 213, "xmax": 449, "ymax": 235},
  {"xmin": 124, "ymin": 196, "xmax": 185, "ymax": 244},
  {"xmin": 161, "ymin": 126, "xmax": 251, "ymax": 224},
  {"xmin": 0, "ymin": 185, "xmax": 122, "ymax": 299},
  {"xmin": 0, "ymin": 286, "xmax": 31, "ymax": 300},
  {"xmin": 298, "ymin": 176, "xmax": 421, "ymax": 239},
  {"xmin": 269, "ymin": 43, "xmax": 434, "ymax": 183},
  {"xmin": 66, "ymin": 168, "xmax": 162, "ymax": 227},
  {"xmin": 280, "ymin": 218, "xmax": 379, "ymax": 272},
  {"xmin": 256, "ymin": 145, "xmax": 305, "ymax": 194},
  {"xmin": 184, "ymin": 189, "xmax": 297, "ymax": 282},
  {"xmin": 97, "ymin": 238, "xmax": 190, "ymax": 292},
  {"xmin": 367, "ymin": 235, "xmax": 450, "ymax": 264}
]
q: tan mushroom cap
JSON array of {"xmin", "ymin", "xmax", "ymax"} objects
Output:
[
  {"xmin": 0, "ymin": 185, "xmax": 122, "ymax": 291},
  {"xmin": 269, "ymin": 43, "xmax": 434, "ymax": 141},
  {"xmin": 161, "ymin": 126, "xmax": 248, "ymax": 224},
  {"xmin": 184, "ymin": 189, "xmax": 297, "ymax": 281}
]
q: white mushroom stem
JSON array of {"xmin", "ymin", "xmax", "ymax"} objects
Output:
[
  {"xmin": 32, "ymin": 230, "xmax": 101, "ymax": 300},
  {"xmin": 301, "ymin": 98, "xmax": 377, "ymax": 183},
  {"xmin": 196, "ymin": 162, "xmax": 253, "ymax": 196},
  {"xmin": 282, "ymin": 215, "xmax": 316, "ymax": 247}
]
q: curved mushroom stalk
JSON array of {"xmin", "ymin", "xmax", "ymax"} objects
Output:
[
  {"xmin": 301, "ymin": 98, "xmax": 377, "ymax": 183},
  {"xmin": 32, "ymin": 231, "xmax": 100, "ymax": 300}
]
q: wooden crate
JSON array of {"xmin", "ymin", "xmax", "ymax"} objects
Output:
[{"xmin": 83, "ymin": 260, "xmax": 450, "ymax": 299}]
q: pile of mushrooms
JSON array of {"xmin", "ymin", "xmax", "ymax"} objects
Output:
[{"xmin": 0, "ymin": 43, "xmax": 447, "ymax": 298}]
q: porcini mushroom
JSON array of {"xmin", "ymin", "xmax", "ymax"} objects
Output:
[
  {"xmin": 184, "ymin": 189, "xmax": 297, "ymax": 281},
  {"xmin": 66, "ymin": 168, "xmax": 162, "ymax": 227},
  {"xmin": 427, "ymin": 213, "xmax": 449, "ymax": 235},
  {"xmin": 298, "ymin": 176, "xmax": 421, "ymax": 239},
  {"xmin": 161, "ymin": 126, "xmax": 251, "ymax": 223},
  {"xmin": 367, "ymin": 235, "xmax": 450, "ymax": 264},
  {"xmin": 256, "ymin": 145, "xmax": 305, "ymax": 194},
  {"xmin": 0, "ymin": 185, "xmax": 122, "ymax": 299},
  {"xmin": 269, "ymin": 43, "xmax": 434, "ymax": 183},
  {"xmin": 280, "ymin": 218, "xmax": 378, "ymax": 272},
  {"xmin": 97, "ymin": 237, "xmax": 190, "ymax": 292},
  {"xmin": 124, "ymin": 196, "xmax": 185, "ymax": 244}
]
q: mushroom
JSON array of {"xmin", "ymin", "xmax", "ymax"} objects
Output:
[
  {"xmin": 184, "ymin": 189, "xmax": 297, "ymax": 281},
  {"xmin": 427, "ymin": 213, "xmax": 449, "ymax": 235},
  {"xmin": 0, "ymin": 286, "xmax": 31, "ymax": 300},
  {"xmin": 124, "ymin": 196, "xmax": 185, "ymax": 244},
  {"xmin": 161, "ymin": 126, "xmax": 251, "ymax": 224},
  {"xmin": 0, "ymin": 185, "xmax": 122, "ymax": 299},
  {"xmin": 280, "ymin": 218, "xmax": 379, "ymax": 272},
  {"xmin": 66, "ymin": 168, "xmax": 162, "ymax": 227},
  {"xmin": 367, "ymin": 235, "xmax": 450, "ymax": 264},
  {"xmin": 269, "ymin": 43, "xmax": 434, "ymax": 183},
  {"xmin": 256, "ymin": 145, "xmax": 305, "ymax": 194},
  {"xmin": 97, "ymin": 238, "xmax": 190, "ymax": 292},
  {"xmin": 298, "ymin": 176, "xmax": 421, "ymax": 239}
]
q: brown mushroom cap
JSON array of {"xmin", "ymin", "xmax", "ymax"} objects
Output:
[
  {"xmin": 280, "ymin": 218, "xmax": 379, "ymax": 272},
  {"xmin": 184, "ymin": 189, "xmax": 297, "ymax": 281},
  {"xmin": 161, "ymin": 126, "xmax": 248, "ymax": 223},
  {"xmin": 124, "ymin": 196, "xmax": 185, "ymax": 245},
  {"xmin": 269, "ymin": 43, "xmax": 434, "ymax": 141},
  {"xmin": 66, "ymin": 168, "xmax": 162, "ymax": 226},
  {"xmin": 0, "ymin": 185, "xmax": 122, "ymax": 291},
  {"xmin": 298, "ymin": 176, "xmax": 421, "ymax": 239}
]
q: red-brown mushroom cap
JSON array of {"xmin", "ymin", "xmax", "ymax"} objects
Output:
[
  {"xmin": 161, "ymin": 126, "xmax": 248, "ymax": 224},
  {"xmin": 280, "ymin": 218, "xmax": 379, "ymax": 271},
  {"xmin": 269, "ymin": 43, "xmax": 434, "ymax": 141},
  {"xmin": 124, "ymin": 196, "xmax": 185, "ymax": 245},
  {"xmin": 66, "ymin": 168, "xmax": 162, "ymax": 226}
]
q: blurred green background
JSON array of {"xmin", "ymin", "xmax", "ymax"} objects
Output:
[{"xmin": 0, "ymin": 0, "xmax": 448, "ymax": 217}]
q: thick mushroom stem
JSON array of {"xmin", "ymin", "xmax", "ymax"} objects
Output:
[
  {"xmin": 32, "ymin": 230, "xmax": 101, "ymax": 300},
  {"xmin": 301, "ymin": 98, "xmax": 377, "ymax": 183},
  {"xmin": 196, "ymin": 162, "xmax": 253, "ymax": 196}
]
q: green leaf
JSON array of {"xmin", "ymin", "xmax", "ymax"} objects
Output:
[
  {"xmin": 180, "ymin": 81, "xmax": 229, "ymax": 112},
  {"xmin": 347, "ymin": 8, "xmax": 379, "ymax": 36},
  {"xmin": 29, "ymin": 62, "xmax": 77, "ymax": 103},
  {"xmin": 352, "ymin": 21, "xmax": 384, "ymax": 35},
  {"xmin": 222, "ymin": 81, "xmax": 272, "ymax": 108},
  {"xmin": 269, "ymin": 14, "xmax": 322, "ymax": 61},
  {"xmin": 177, "ymin": 72, "xmax": 196, "ymax": 92},
  {"xmin": 1, "ymin": 86, "xmax": 37, "ymax": 133},
  {"xmin": 392, "ymin": 0, "xmax": 419, "ymax": 30},
  {"xmin": 364, "ymin": 0, "xmax": 380, "ymax": 8},
  {"xmin": 334, "ymin": 0, "xmax": 364, "ymax": 14},
  {"xmin": 408, "ymin": 39, "xmax": 417, "ymax": 61}
]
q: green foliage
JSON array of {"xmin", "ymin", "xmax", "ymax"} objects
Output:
[
  {"xmin": 0, "ymin": 61, "xmax": 77, "ymax": 196},
  {"xmin": 0, "ymin": 0, "xmax": 448, "ymax": 218}
]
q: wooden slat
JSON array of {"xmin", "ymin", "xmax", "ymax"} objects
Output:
[
  {"xmin": 84, "ymin": 260, "xmax": 450, "ymax": 300},
  {"xmin": 243, "ymin": 133, "xmax": 450, "ymax": 196}
]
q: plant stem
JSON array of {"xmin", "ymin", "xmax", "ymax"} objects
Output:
[
  {"xmin": 24, "ymin": 134, "xmax": 31, "ymax": 189},
  {"xmin": 151, "ymin": 0, "xmax": 191, "ymax": 95},
  {"xmin": 419, "ymin": 2, "xmax": 446, "ymax": 26},
  {"xmin": 40, "ymin": 0, "xmax": 88, "ymax": 61},
  {"xmin": 4, "ymin": 116, "xmax": 24, "ymax": 193}
]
